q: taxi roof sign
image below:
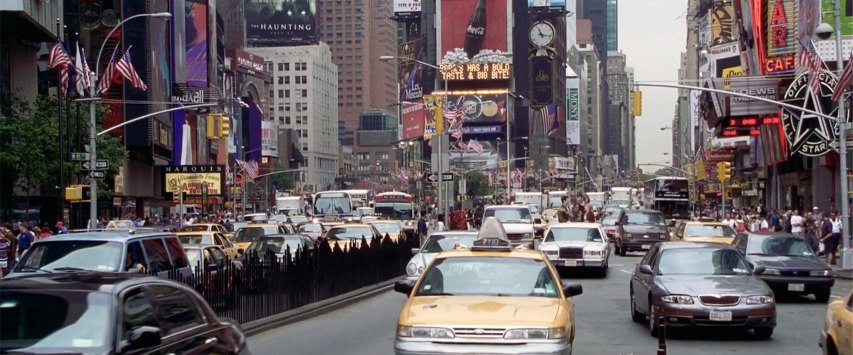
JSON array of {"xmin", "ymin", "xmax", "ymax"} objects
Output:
[{"xmin": 471, "ymin": 217, "xmax": 512, "ymax": 251}]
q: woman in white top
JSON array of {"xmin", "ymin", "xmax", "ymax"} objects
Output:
[{"xmin": 435, "ymin": 214, "xmax": 446, "ymax": 232}]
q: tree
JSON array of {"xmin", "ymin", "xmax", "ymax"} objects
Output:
[
  {"xmin": 0, "ymin": 95, "xmax": 128, "ymax": 216},
  {"xmin": 453, "ymin": 171, "xmax": 490, "ymax": 198},
  {"xmin": 267, "ymin": 161, "xmax": 294, "ymax": 193}
]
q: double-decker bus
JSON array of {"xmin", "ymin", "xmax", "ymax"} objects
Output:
[
  {"xmin": 643, "ymin": 177, "xmax": 690, "ymax": 219},
  {"xmin": 313, "ymin": 191, "xmax": 355, "ymax": 221}
]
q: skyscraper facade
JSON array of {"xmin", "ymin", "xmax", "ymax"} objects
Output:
[{"xmin": 606, "ymin": 0, "xmax": 618, "ymax": 52}]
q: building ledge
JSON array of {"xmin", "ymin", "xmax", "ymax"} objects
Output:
[{"xmin": 0, "ymin": 10, "xmax": 57, "ymax": 43}]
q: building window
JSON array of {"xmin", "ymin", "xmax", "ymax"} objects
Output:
[
  {"xmin": 284, "ymin": 76, "xmax": 290, "ymax": 84},
  {"xmin": 285, "ymin": 117, "xmax": 291, "ymax": 124},
  {"xmin": 356, "ymin": 152, "xmax": 369, "ymax": 160},
  {"xmin": 284, "ymin": 63, "xmax": 290, "ymax": 71},
  {"xmin": 278, "ymin": 90, "xmax": 283, "ymax": 98},
  {"xmin": 302, "ymin": 89, "xmax": 308, "ymax": 98},
  {"xmin": 376, "ymin": 152, "xmax": 389, "ymax": 160},
  {"xmin": 285, "ymin": 103, "xmax": 291, "ymax": 111},
  {"xmin": 285, "ymin": 90, "xmax": 290, "ymax": 98},
  {"xmin": 301, "ymin": 75, "xmax": 307, "ymax": 83}
]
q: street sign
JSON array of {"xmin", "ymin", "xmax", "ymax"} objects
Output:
[
  {"xmin": 89, "ymin": 171, "xmax": 105, "ymax": 179},
  {"xmin": 82, "ymin": 160, "xmax": 109, "ymax": 170},
  {"xmin": 71, "ymin": 152, "xmax": 90, "ymax": 161},
  {"xmin": 428, "ymin": 172, "xmax": 453, "ymax": 183}
]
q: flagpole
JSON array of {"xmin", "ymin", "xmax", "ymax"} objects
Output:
[{"xmin": 56, "ymin": 19, "xmax": 65, "ymax": 225}]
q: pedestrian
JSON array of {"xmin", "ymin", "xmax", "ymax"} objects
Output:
[
  {"xmin": 0, "ymin": 231, "xmax": 10, "ymax": 277},
  {"xmin": 16, "ymin": 223, "xmax": 35, "ymax": 258},
  {"xmin": 417, "ymin": 215, "xmax": 428, "ymax": 246},
  {"xmin": 821, "ymin": 212, "xmax": 841, "ymax": 266},
  {"xmin": 585, "ymin": 205, "xmax": 596, "ymax": 223},
  {"xmin": 435, "ymin": 214, "xmax": 446, "ymax": 232},
  {"xmin": 449, "ymin": 203, "xmax": 467, "ymax": 230},
  {"xmin": 55, "ymin": 221, "xmax": 67, "ymax": 234},
  {"xmin": 38, "ymin": 225, "xmax": 52, "ymax": 239},
  {"xmin": 557, "ymin": 196, "xmax": 570, "ymax": 223},
  {"xmin": 790, "ymin": 210, "xmax": 804, "ymax": 237},
  {"xmin": 803, "ymin": 212, "xmax": 818, "ymax": 251}
]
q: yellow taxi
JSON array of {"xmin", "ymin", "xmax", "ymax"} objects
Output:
[
  {"xmin": 176, "ymin": 231, "xmax": 240, "ymax": 260},
  {"xmin": 176, "ymin": 223, "xmax": 234, "ymax": 240},
  {"xmin": 323, "ymin": 223, "xmax": 383, "ymax": 250},
  {"xmin": 368, "ymin": 220, "xmax": 404, "ymax": 241},
  {"xmin": 821, "ymin": 289, "xmax": 852, "ymax": 355},
  {"xmin": 393, "ymin": 218, "xmax": 582, "ymax": 355},
  {"xmin": 672, "ymin": 221, "xmax": 737, "ymax": 245},
  {"xmin": 232, "ymin": 223, "xmax": 290, "ymax": 252}
]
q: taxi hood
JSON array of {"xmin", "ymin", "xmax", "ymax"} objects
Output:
[
  {"xmin": 402, "ymin": 296, "xmax": 564, "ymax": 326},
  {"xmin": 683, "ymin": 236, "xmax": 734, "ymax": 245}
]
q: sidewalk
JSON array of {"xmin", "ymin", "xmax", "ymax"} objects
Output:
[{"xmin": 832, "ymin": 268, "xmax": 852, "ymax": 280}]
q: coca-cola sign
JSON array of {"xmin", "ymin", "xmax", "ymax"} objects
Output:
[{"xmin": 439, "ymin": 0, "xmax": 509, "ymax": 62}]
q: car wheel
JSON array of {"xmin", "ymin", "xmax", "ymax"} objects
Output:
[
  {"xmin": 598, "ymin": 267, "xmax": 608, "ymax": 278},
  {"xmin": 630, "ymin": 289, "xmax": 644, "ymax": 323},
  {"xmin": 814, "ymin": 288, "xmax": 831, "ymax": 303},
  {"xmin": 648, "ymin": 300, "xmax": 659, "ymax": 337},
  {"xmin": 753, "ymin": 327, "xmax": 773, "ymax": 339}
]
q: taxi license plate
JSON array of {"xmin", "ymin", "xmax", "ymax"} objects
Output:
[
  {"xmin": 788, "ymin": 283, "xmax": 805, "ymax": 292},
  {"xmin": 641, "ymin": 244, "xmax": 651, "ymax": 250},
  {"xmin": 564, "ymin": 260, "xmax": 578, "ymax": 267},
  {"xmin": 709, "ymin": 310, "xmax": 732, "ymax": 322}
]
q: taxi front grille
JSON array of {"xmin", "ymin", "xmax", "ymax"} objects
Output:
[
  {"xmin": 559, "ymin": 247, "xmax": 584, "ymax": 259},
  {"xmin": 452, "ymin": 327, "xmax": 507, "ymax": 338},
  {"xmin": 506, "ymin": 234, "xmax": 523, "ymax": 241},
  {"xmin": 698, "ymin": 295, "xmax": 740, "ymax": 306}
]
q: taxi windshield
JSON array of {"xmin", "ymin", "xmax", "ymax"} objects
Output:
[
  {"xmin": 234, "ymin": 227, "xmax": 277, "ymax": 243},
  {"xmin": 421, "ymin": 234, "xmax": 478, "ymax": 253},
  {"xmin": 178, "ymin": 234, "xmax": 213, "ymax": 245},
  {"xmin": 326, "ymin": 227, "xmax": 373, "ymax": 240},
  {"xmin": 371, "ymin": 223, "xmax": 401, "ymax": 234},
  {"xmin": 416, "ymin": 257, "xmax": 559, "ymax": 298},
  {"xmin": 483, "ymin": 208, "xmax": 532, "ymax": 223},
  {"xmin": 0, "ymin": 291, "xmax": 111, "ymax": 352},
  {"xmin": 746, "ymin": 235, "xmax": 815, "ymax": 257},
  {"xmin": 176, "ymin": 225, "xmax": 210, "ymax": 232},
  {"xmin": 546, "ymin": 227, "xmax": 604, "ymax": 243},
  {"xmin": 684, "ymin": 224, "xmax": 736, "ymax": 238},
  {"xmin": 657, "ymin": 248, "xmax": 751, "ymax": 276}
]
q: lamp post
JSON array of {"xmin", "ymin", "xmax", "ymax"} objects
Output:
[
  {"xmin": 86, "ymin": 12, "xmax": 171, "ymax": 228},
  {"xmin": 825, "ymin": 1, "xmax": 850, "ymax": 262}
]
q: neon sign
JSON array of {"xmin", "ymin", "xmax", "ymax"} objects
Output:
[
  {"xmin": 770, "ymin": 0, "xmax": 788, "ymax": 48},
  {"xmin": 764, "ymin": 53, "xmax": 796, "ymax": 75}
]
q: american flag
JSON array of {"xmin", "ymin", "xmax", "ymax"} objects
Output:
[
  {"xmin": 798, "ymin": 39, "xmax": 823, "ymax": 94},
  {"xmin": 540, "ymin": 103, "xmax": 559, "ymax": 136},
  {"xmin": 48, "ymin": 42, "xmax": 72, "ymax": 97},
  {"xmin": 116, "ymin": 46, "xmax": 147, "ymax": 91},
  {"xmin": 99, "ymin": 46, "xmax": 120, "ymax": 94},
  {"xmin": 445, "ymin": 107, "xmax": 464, "ymax": 139},
  {"xmin": 237, "ymin": 159, "xmax": 260, "ymax": 180},
  {"xmin": 832, "ymin": 52, "xmax": 853, "ymax": 102},
  {"xmin": 512, "ymin": 168, "xmax": 524, "ymax": 184},
  {"xmin": 467, "ymin": 139, "xmax": 484, "ymax": 154},
  {"xmin": 74, "ymin": 42, "xmax": 93, "ymax": 97}
]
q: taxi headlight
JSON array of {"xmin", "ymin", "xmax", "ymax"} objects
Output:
[
  {"xmin": 402, "ymin": 327, "xmax": 454, "ymax": 339},
  {"xmin": 584, "ymin": 250, "xmax": 603, "ymax": 256},
  {"xmin": 543, "ymin": 250, "xmax": 558, "ymax": 256},
  {"xmin": 504, "ymin": 328, "xmax": 564, "ymax": 339},
  {"xmin": 810, "ymin": 269, "xmax": 830, "ymax": 276},
  {"xmin": 661, "ymin": 295, "xmax": 694, "ymax": 304},
  {"xmin": 745, "ymin": 295, "xmax": 774, "ymax": 305},
  {"xmin": 763, "ymin": 268, "xmax": 781, "ymax": 275}
]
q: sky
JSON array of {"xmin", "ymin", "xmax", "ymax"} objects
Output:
[{"xmin": 618, "ymin": 0, "xmax": 688, "ymax": 168}]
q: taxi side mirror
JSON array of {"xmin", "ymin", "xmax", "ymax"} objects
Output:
[
  {"xmin": 394, "ymin": 280, "xmax": 415, "ymax": 296},
  {"xmin": 563, "ymin": 284, "xmax": 583, "ymax": 297},
  {"xmin": 411, "ymin": 248, "xmax": 420, "ymax": 255},
  {"xmin": 123, "ymin": 326, "xmax": 162, "ymax": 351},
  {"xmin": 752, "ymin": 265, "xmax": 765, "ymax": 275},
  {"xmin": 639, "ymin": 265, "xmax": 654, "ymax": 275}
]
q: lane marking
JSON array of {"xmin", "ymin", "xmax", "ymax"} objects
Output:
[{"xmin": 619, "ymin": 269, "xmax": 632, "ymax": 274}]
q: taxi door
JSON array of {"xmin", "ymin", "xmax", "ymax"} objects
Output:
[{"xmin": 832, "ymin": 293, "xmax": 853, "ymax": 355}]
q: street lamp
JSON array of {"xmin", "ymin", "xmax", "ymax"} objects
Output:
[{"xmin": 87, "ymin": 12, "xmax": 172, "ymax": 228}]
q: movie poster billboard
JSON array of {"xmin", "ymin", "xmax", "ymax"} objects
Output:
[
  {"xmin": 438, "ymin": 0, "xmax": 510, "ymax": 62},
  {"xmin": 402, "ymin": 103, "xmax": 426, "ymax": 139},
  {"xmin": 245, "ymin": 0, "xmax": 318, "ymax": 47},
  {"xmin": 444, "ymin": 93, "xmax": 508, "ymax": 124},
  {"xmin": 186, "ymin": 0, "xmax": 209, "ymax": 87},
  {"xmin": 399, "ymin": 17, "xmax": 433, "ymax": 101},
  {"xmin": 164, "ymin": 165, "xmax": 226, "ymax": 195}
]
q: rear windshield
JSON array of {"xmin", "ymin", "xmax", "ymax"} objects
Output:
[
  {"xmin": 15, "ymin": 241, "xmax": 123, "ymax": 273},
  {"xmin": 178, "ymin": 234, "xmax": 214, "ymax": 245},
  {"xmin": 176, "ymin": 225, "xmax": 210, "ymax": 232},
  {"xmin": 234, "ymin": 227, "xmax": 278, "ymax": 243},
  {"xmin": 0, "ymin": 290, "xmax": 111, "ymax": 352}
]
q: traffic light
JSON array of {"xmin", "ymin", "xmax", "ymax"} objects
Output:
[
  {"xmin": 65, "ymin": 186, "xmax": 82, "ymax": 201},
  {"xmin": 206, "ymin": 114, "xmax": 220, "ymax": 139},
  {"xmin": 220, "ymin": 115, "xmax": 231, "ymax": 136},
  {"xmin": 632, "ymin": 90, "xmax": 642, "ymax": 117},
  {"xmin": 716, "ymin": 162, "xmax": 732, "ymax": 181},
  {"xmin": 634, "ymin": 168, "xmax": 643, "ymax": 181}
]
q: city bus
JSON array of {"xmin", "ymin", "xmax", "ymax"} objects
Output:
[
  {"xmin": 313, "ymin": 191, "xmax": 355, "ymax": 221},
  {"xmin": 373, "ymin": 191, "xmax": 416, "ymax": 235},
  {"xmin": 643, "ymin": 177, "xmax": 690, "ymax": 220},
  {"xmin": 339, "ymin": 189, "xmax": 370, "ymax": 208}
]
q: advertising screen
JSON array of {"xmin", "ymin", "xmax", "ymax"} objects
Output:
[
  {"xmin": 185, "ymin": 0, "xmax": 208, "ymax": 87},
  {"xmin": 444, "ymin": 93, "xmax": 508, "ymax": 124},
  {"xmin": 394, "ymin": 0, "xmax": 422, "ymax": 14},
  {"xmin": 164, "ymin": 165, "xmax": 225, "ymax": 195},
  {"xmin": 245, "ymin": 0, "xmax": 318, "ymax": 47},
  {"xmin": 449, "ymin": 138, "xmax": 506, "ymax": 170},
  {"xmin": 439, "ymin": 0, "xmax": 509, "ymax": 62}
]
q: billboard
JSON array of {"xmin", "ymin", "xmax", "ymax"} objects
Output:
[
  {"xmin": 261, "ymin": 120, "xmax": 279, "ymax": 158},
  {"xmin": 164, "ymin": 165, "xmax": 226, "ymax": 195},
  {"xmin": 423, "ymin": 95, "xmax": 444, "ymax": 140},
  {"xmin": 725, "ymin": 76, "xmax": 780, "ymax": 116},
  {"xmin": 528, "ymin": 0, "xmax": 566, "ymax": 8},
  {"xmin": 438, "ymin": 0, "xmax": 510, "ymax": 62},
  {"xmin": 394, "ymin": 0, "xmax": 421, "ymax": 14},
  {"xmin": 444, "ymin": 93, "xmax": 508, "ymax": 124},
  {"xmin": 449, "ymin": 138, "xmax": 506, "ymax": 169},
  {"xmin": 566, "ymin": 77, "xmax": 580, "ymax": 146},
  {"xmin": 245, "ymin": 0, "xmax": 318, "ymax": 47},
  {"xmin": 711, "ymin": 4, "xmax": 735, "ymax": 44},
  {"xmin": 186, "ymin": 0, "xmax": 209, "ymax": 87},
  {"xmin": 765, "ymin": 0, "xmax": 798, "ymax": 58},
  {"xmin": 402, "ymin": 103, "xmax": 426, "ymax": 139}
]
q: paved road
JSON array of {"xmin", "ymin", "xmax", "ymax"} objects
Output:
[{"xmin": 248, "ymin": 252, "xmax": 852, "ymax": 355}]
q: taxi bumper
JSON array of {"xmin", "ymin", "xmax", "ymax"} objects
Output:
[
  {"xmin": 394, "ymin": 338, "xmax": 572, "ymax": 355},
  {"xmin": 657, "ymin": 303, "xmax": 776, "ymax": 329}
]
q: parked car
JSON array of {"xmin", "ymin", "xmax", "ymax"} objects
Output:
[
  {"xmin": 0, "ymin": 272, "xmax": 250, "ymax": 354},
  {"xmin": 615, "ymin": 209, "xmax": 672, "ymax": 256},
  {"xmin": 8, "ymin": 231, "xmax": 192, "ymax": 280},
  {"xmin": 732, "ymin": 232, "xmax": 834, "ymax": 302},
  {"xmin": 629, "ymin": 242, "xmax": 775, "ymax": 338},
  {"xmin": 177, "ymin": 231, "xmax": 240, "ymax": 260},
  {"xmin": 538, "ymin": 222, "xmax": 610, "ymax": 277}
]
